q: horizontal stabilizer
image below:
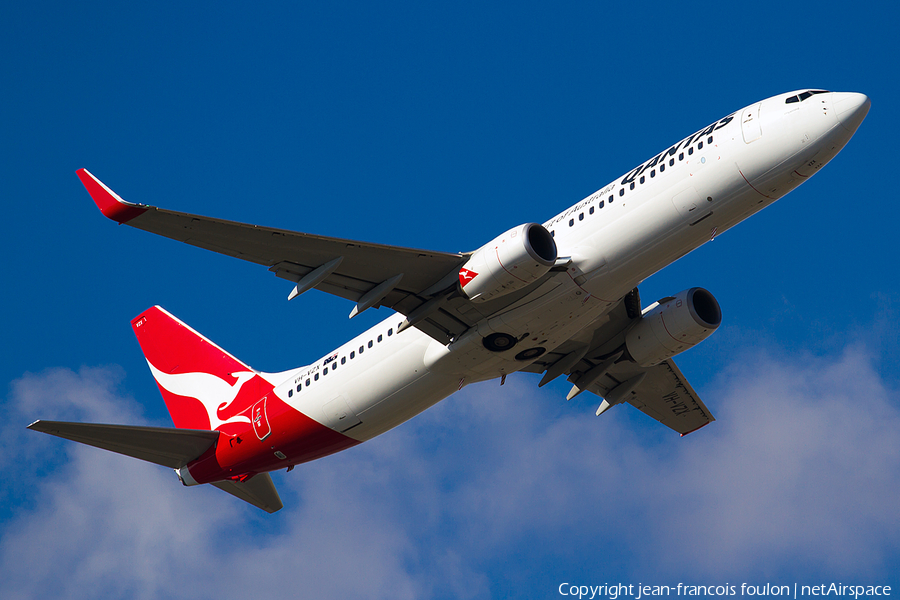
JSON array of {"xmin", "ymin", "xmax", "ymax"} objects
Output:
[
  {"xmin": 211, "ymin": 474, "xmax": 283, "ymax": 513},
  {"xmin": 27, "ymin": 420, "xmax": 219, "ymax": 469}
]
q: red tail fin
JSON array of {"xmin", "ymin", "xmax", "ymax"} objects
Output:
[{"xmin": 132, "ymin": 307, "xmax": 272, "ymax": 431}]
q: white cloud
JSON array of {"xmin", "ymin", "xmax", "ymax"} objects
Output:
[
  {"xmin": 2, "ymin": 343, "xmax": 898, "ymax": 599},
  {"xmin": 649, "ymin": 344, "xmax": 900, "ymax": 577}
]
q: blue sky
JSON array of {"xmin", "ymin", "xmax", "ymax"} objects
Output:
[{"xmin": 2, "ymin": 2, "xmax": 898, "ymax": 598}]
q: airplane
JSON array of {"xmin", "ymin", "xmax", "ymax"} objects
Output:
[{"xmin": 29, "ymin": 90, "xmax": 870, "ymax": 513}]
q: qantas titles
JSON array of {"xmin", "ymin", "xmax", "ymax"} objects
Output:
[
  {"xmin": 545, "ymin": 113, "xmax": 734, "ymax": 231},
  {"xmin": 620, "ymin": 113, "xmax": 735, "ymax": 186}
]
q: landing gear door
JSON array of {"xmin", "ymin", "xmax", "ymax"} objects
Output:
[
  {"xmin": 252, "ymin": 397, "xmax": 272, "ymax": 441},
  {"xmin": 741, "ymin": 103, "xmax": 762, "ymax": 143}
]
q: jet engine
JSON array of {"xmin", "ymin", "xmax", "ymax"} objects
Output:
[
  {"xmin": 458, "ymin": 223, "xmax": 557, "ymax": 303},
  {"xmin": 625, "ymin": 287, "xmax": 721, "ymax": 367}
]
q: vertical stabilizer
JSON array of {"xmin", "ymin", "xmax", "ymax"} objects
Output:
[{"xmin": 132, "ymin": 306, "xmax": 272, "ymax": 431}]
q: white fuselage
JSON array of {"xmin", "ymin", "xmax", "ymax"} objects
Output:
[{"xmin": 266, "ymin": 90, "xmax": 868, "ymax": 443}]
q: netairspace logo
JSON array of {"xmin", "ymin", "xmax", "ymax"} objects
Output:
[{"xmin": 557, "ymin": 583, "xmax": 893, "ymax": 600}]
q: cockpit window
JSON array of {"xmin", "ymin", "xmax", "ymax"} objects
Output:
[{"xmin": 785, "ymin": 90, "xmax": 830, "ymax": 104}]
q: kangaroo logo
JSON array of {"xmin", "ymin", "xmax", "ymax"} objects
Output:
[
  {"xmin": 147, "ymin": 361, "xmax": 257, "ymax": 430},
  {"xmin": 459, "ymin": 268, "xmax": 478, "ymax": 288}
]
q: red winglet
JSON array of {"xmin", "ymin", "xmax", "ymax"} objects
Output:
[{"xmin": 76, "ymin": 168, "xmax": 148, "ymax": 223}]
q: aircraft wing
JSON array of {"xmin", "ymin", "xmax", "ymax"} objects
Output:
[
  {"xmin": 589, "ymin": 358, "xmax": 714, "ymax": 435},
  {"xmin": 523, "ymin": 290, "xmax": 715, "ymax": 435},
  {"xmin": 77, "ymin": 169, "xmax": 472, "ymax": 343}
]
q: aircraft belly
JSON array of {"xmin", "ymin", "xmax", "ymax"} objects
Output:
[
  {"xmin": 303, "ymin": 331, "xmax": 458, "ymax": 442},
  {"xmin": 425, "ymin": 280, "xmax": 612, "ymax": 379},
  {"xmin": 350, "ymin": 370, "xmax": 462, "ymax": 441},
  {"xmin": 579, "ymin": 195, "xmax": 694, "ymax": 299}
]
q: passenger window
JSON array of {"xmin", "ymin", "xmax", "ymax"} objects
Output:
[
  {"xmin": 341, "ymin": 356, "xmax": 346, "ymax": 365},
  {"xmin": 368, "ymin": 340, "xmax": 373, "ymax": 348},
  {"xmin": 608, "ymin": 195, "xmax": 613, "ymax": 203},
  {"xmin": 359, "ymin": 346, "xmax": 364, "ymax": 354},
  {"xmin": 578, "ymin": 213, "xmax": 584, "ymax": 221},
  {"xmin": 350, "ymin": 351, "xmax": 355, "ymax": 359},
  {"xmin": 569, "ymin": 218, "xmax": 574, "ymax": 227},
  {"xmin": 589, "ymin": 206, "xmax": 594, "ymax": 215},
  {"xmin": 388, "ymin": 329, "xmax": 393, "ymax": 336},
  {"xmin": 323, "ymin": 367, "xmax": 328, "ymax": 375},
  {"xmin": 660, "ymin": 164, "xmax": 665, "ymax": 172},
  {"xmin": 707, "ymin": 136, "xmax": 713, "ymax": 144},
  {"xmin": 305, "ymin": 378, "xmax": 310, "ymax": 386},
  {"xmin": 619, "ymin": 189, "xmax": 624, "ymax": 197},
  {"xmin": 650, "ymin": 170, "xmax": 655, "ymax": 178},
  {"xmin": 639, "ymin": 176, "xmax": 645, "ymax": 184},
  {"xmin": 288, "ymin": 389, "xmax": 293, "ymax": 398},
  {"xmin": 629, "ymin": 182, "xmax": 635, "ymax": 190},
  {"xmin": 688, "ymin": 147, "xmax": 694, "ymax": 155},
  {"xmin": 679, "ymin": 153, "xmax": 684, "ymax": 161},
  {"xmin": 314, "ymin": 374, "xmax": 319, "ymax": 381},
  {"xmin": 599, "ymin": 200, "xmax": 604, "ymax": 208},
  {"xmin": 669, "ymin": 158, "xmax": 675, "ymax": 166},
  {"xmin": 698, "ymin": 141, "xmax": 703, "ymax": 149},
  {"xmin": 296, "ymin": 384, "xmax": 301, "ymax": 392},
  {"xmin": 378, "ymin": 334, "xmax": 383, "ymax": 343},
  {"xmin": 551, "ymin": 230, "xmax": 555, "ymax": 237}
]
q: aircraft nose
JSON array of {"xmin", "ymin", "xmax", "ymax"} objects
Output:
[{"xmin": 833, "ymin": 92, "xmax": 870, "ymax": 133}]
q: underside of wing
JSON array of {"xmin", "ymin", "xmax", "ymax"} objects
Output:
[
  {"xmin": 77, "ymin": 169, "xmax": 493, "ymax": 343},
  {"xmin": 524, "ymin": 288, "xmax": 715, "ymax": 435},
  {"xmin": 590, "ymin": 358, "xmax": 715, "ymax": 435},
  {"xmin": 77, "ymin": 169, "xmax": 583, "ymax": 345}
]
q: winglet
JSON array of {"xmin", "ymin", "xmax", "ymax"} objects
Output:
[
  {"xmin": 680, "ymin": 421, "xmax": 712, "ymax": 437},
  {"xmin": 76, "ymin": 169, "xmax": 148, "ymax": 223}
]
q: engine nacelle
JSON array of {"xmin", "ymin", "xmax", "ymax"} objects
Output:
[
  {"xmin": 458, "ymin": 223, "xmax": 557, "ymax": 303},
  {"xmin": 625, "ymin": 287, "xmax": 722, "ymax": 367}
]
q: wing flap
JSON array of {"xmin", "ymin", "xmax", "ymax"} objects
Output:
[
  {"xmin": 211, "ymin": 474, "xmax": 283, "ymax": 514},
  {"xmin": 27, "ymin": 420, "xmax": 219, "ymax": 469}
]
